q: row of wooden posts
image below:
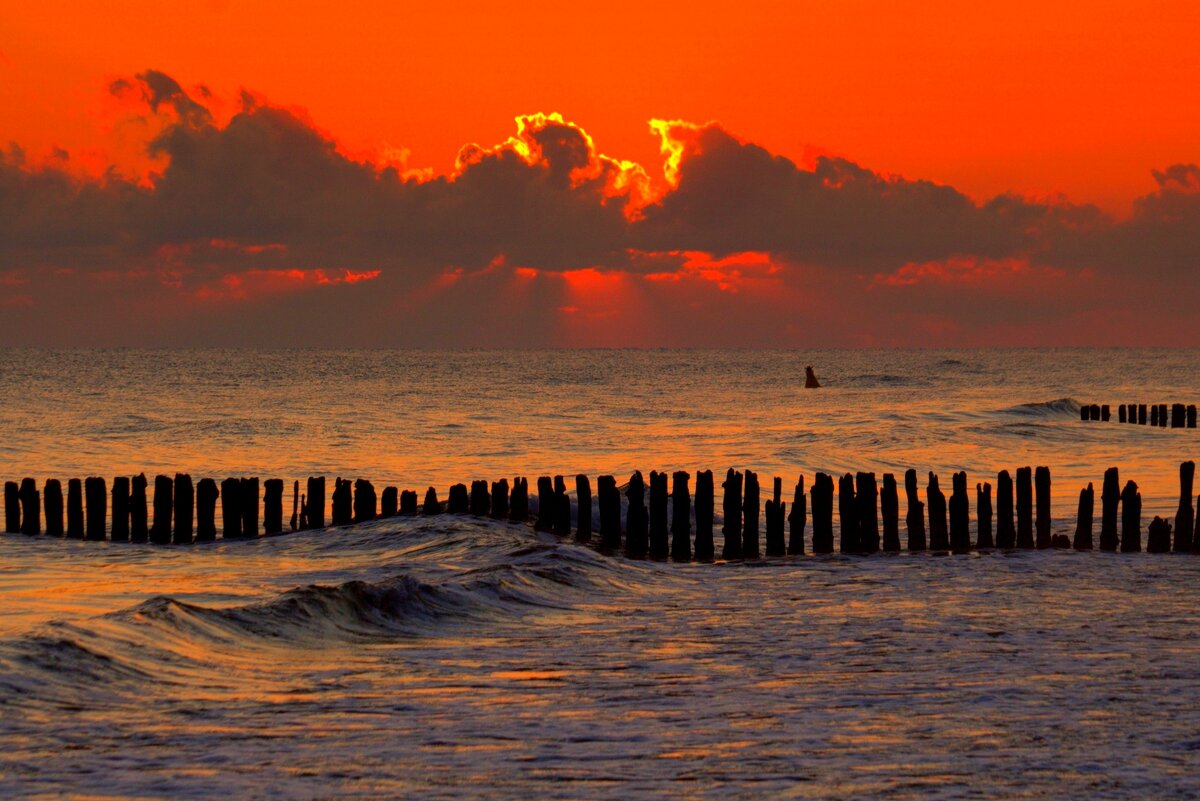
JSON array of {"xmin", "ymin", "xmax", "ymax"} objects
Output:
[
  {"xmin": 1081, "ymin": 403, "xmax": 1198, "ymax": 428},
  {"xmin": 5, "ymin": 462, "xmax": 1198, "ymax": 556}
]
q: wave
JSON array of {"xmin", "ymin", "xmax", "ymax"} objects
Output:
[{"xmin": 1001, "ymin": 397, "xmax": 1082, "ymax": 418}]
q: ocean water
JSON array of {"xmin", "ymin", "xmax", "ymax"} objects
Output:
[{"xmin": 1, "ymin": 348, "xmax": 1199, "ymax": 798}]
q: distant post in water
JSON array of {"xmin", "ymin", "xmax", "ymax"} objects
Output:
[
  {"xmin": 948, "ymin": 471, "xmax": 970, "ymax": 552},
  {"xmin": 576, "ymin": 474, "xmax": 592, "ymax": 543},
  {"xmin": 447, "ymin": 483, "xmax": 469, "ymax": 516},
  {"xmin": 597, "ymin": 475, "xmax": 621, "ymax": 551},
  {"xmin": 19, "ymin": 478, "xmax": 40, "ymax": 536},
  {"xmin": 839, "ymin": 473, "xmax": 860, "ymax": 554},
  {"xmin": 765, "ymin": 475, "xmax": 785, "ymax": 557},
  {"xmin": 400, "ymin": 489, "xmax": 418, "ymax": 515},
  {"xmin": 1015, "ymin": 466, "xmax": 1034, "ymax": 549},
  {"xmin": 1137, "ymin": 404, "xmax": 1147, "ymax": 425},
  {"xmin": 491, "ymin": 479, "xmax": 509, "ymax": 520},
  {"xmin": 353, "ymin": 479, "xmax": 377, "ymax": 523},
  {"xmin": 1120, "ymin": 480, "xmax": 1141, "ymax": 552},
  {"xmin": 291, "ymin": 480, "xmax": 301, "ymax": 529},
  {"xmin": 1118, "ymin": 405, "xmax": 1127, "ymax": 423},
  {"xmin": 1073, "ymin": 483, "xmax": 1094, "ymax": 550},
  {"xmin": 742, "ymin": 469, "xmax": 761, "ymax": 558},
  {"xmin": 880, "ymin": 474, "xmax": 899, "ymax": 552},
  {"xmin": 671, "ymin": 471, "xmax": 692, "ymax": 561},
  {"xmin": 332, "ymin": 478, "xmax": 352, "ymax": 525},
  {"xmin": 721, "ymin": 468, "xmax": 743, "ymax": 559},
  {"xmin": 173, "ymin": 473, "xmax": 194, "ymax": 545},
  {"xmin": 788, "ymin": 475, "xmax": 807, "ymax": 555},
  {"xmin": 85, "ymin": 476, "xmax": 107, "ymax": 541},
  {"xmin": 196, "ymin": 478, "xmax": 218, "ymax": 541},
  {"xmin": 3, "ymin": 481, "xmax": 17, "ymax": 533},
  {"xmin": 422, "ymin": 486, "xmax": 441, "ymax": 515},
  {"xmin": 509, "ymin": 477, "xmax": 528, "ymax": 521},
  {"xmin": 810, "ymin": 472, "xmax": 834, "ymax": 554},
  {"xmin": 241, "ymin": 477, "xmax": 260, "ymax": 538},
  {"xmin": 976, "ymin": 481, "xmax": 993, "ymax": 548},
  {"xmin": 926, "ymin": 472, "xmax": 948, "ymax": 551},
  {"xmin": 381, "ymin": 486, "xmax": 398, "ymax": 518},
  {"xmin": 1172, "ymin": 403, "xmax": 1185, "ymax": 428},
  {"xmin": 553, "ymin": 476, "xmax": 571, "ymax": 537},
  {"xmin": 1158, "ymin": 403, "xmax": 1168, "ymax": 428},
  {"xmin": 1188, "ymin": 404, "xmax": 1197, "ymax": 428},
  {"xmin": 130, "ymin": 474, "xmax": 148, "ymax": 542},
  {"xmin": 151, "ymin": 475, "xmax": 173, "ymax": 544},
  {"xmin": 649, "ymin": 470, "xmax": 670, "ymax": 558},
  {"xmin": 904, "ymin": 469, "xmax": 926, "ymax": 551},
  {"xmin": 1101, "ymin": 404, "xmax": 1110, "ymax": 421},
  {"xmin": 221, "ymin": 477, "xmax": 241, "ymax": 540},
  {"xmin": 1147, "ymin": 516, "xmax": 1172, "ymax": 553},
  {"xmin": 535, "ymin": 476, "xmax": 554, "ymax": 531},
  {"xmin": 264, "ymin": 478, "xmax": 285, "ymax": 535},
  {"xmin": 469, "ymin": 481, "xmax": 489, "ymax": 517},
  {"xmin": 111, "ymin": 477, "xmax": 130, "ymax": 542},
  {"xmin": 306, "ymin": 476, "xmax": 326, "ymax": 529},
  {"xmin": 1099, "ymin": 467, "xmax": 1120, "ymax": 551},
  {"xmin": 855, "ymin": 472, "xmax": 879, "ymax": 553},
  {"xmin": 995, "ymin": 470, "xmax": 1015, "ymax": 548},
  {"xmin": 67, "ymin": 478, "xmax": 84, "ymax": 539},
  {"xmin": 626, "ymin": 470, "xmax": 648, "ymax": 559},
  {"xmin": 44, "ymin": 479, "xmax": 64, "ymax": 537},
  {"xmin": 1034, "ymin": 466, "xmax": 1051, "ymax": 549},
  {"xmin": 694, "ymin": 470, "xmax": 715, "ymax": 561},
  {"xmin": 1151, "ymin": 405, "xmax": 1159, "ymax": 426}
]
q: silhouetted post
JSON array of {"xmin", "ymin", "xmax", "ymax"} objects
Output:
[
  {"xmin": 1147, "ymin": 517, "xmax": 1171, "ymax": 553},
  {"xmin": 491, "ymin": 479, "xmax": 509, "ymax": 520},
  {"xmin": 926, "ymin": 473, "xmax": 948, "ymax": 551},
  {"xmin": 332, "ymin": 478, "xmax": 352, "ymax": 525},
  {"xmin": 1138, "ymin": 404, "xmax": 1147, "ymax": 425},
  {"xmin": 597, "ymin": 475, "xmax": 621, "ymax": 551},
  {"xmin": 291, "ymin": 481, "xmax": 301, "ymax": 530},
  {"xmin": 626, "ymin": 471, "xmax": 649, "ymax": 558},
  {"xmin": 382, "ymin": 486, "xmax": 398, "ymax": 518},
  {"xmin": 535, "ymin": 477, "xmax": 554, "ymax": 531},
  {"xmin": 448, "ymin": 483, "xmax": 469, "ymax": 515},
  {"xmin": 976, "ymin": 481, "xmax": 993, "ymax": 548},
  {"xmin": 1119, "ymin": 405, "xmax": 1127, "ymax": 423},
  {"xmin": 3, "ymin": 482, "xmax": 17, "ymax": 533},
  {"xmin": 1090, "ymin": 404, "xmax": 1101, "ymax": 421},
  {"xmin": 111, "ymin": 477, "xmax": 130, "ymax": 542},
  {"xmin": 995, "ymin": 470, "xmax": 1014, "ymax": 548},
  {"xmin": 1172, "ymin": 404, "xmax": 1186, "ymax": 428},
  {"xmin": 1175, "ymin": 461, "xmax": 1195, "ymax": 552},
  {"xmin": 880, "ymin": 474, "xmax": 899, "ymax": 552},
  {"xmin": 722, "ymin": 469, "xmax": 743, "ymax": 559},
  {"xmin": 764, "ymin": 476, "xmax": 784, "ymax": 557},
  {"xmin": 306, "ymin": 476, "xmax": 326, "ymax": 529},
  {"xmin": 299, "ymin": 494, "xmax": 308, "ymax": 529},
  {"xmin": 354, "ymin": 479, "xmax": 378, "ymax": 522},
  {"xmin": 1073, "ymin": 484, "xmax": 1094, "ymax": 550},
  {"xmin": 1120, "ymin": 480, "xmax": 1141, "ymax": 552},
  {"xmin": 197, "ymin": 478, "xmax": 218, "ymax": 541},
  {"xmin": 1158, "ymin": 404, "xmax": 1168, "ymax": 428},
  {"xmin": 19, "ymin": 478, "xmax": 40, "ymax": 536},
  {"xmin": 949, "ymin": 471, "xmax": 970, "ymax": 552},
  {"xmin": 173, "ymin": 473, "xmax": 194, "ymax": 544},
  {"xmin": 553, "ymin": 476, "xmax": 571, "ymax": 536},
  {"xmin": 469, "ymin": 481, "xmax": 489, "ymax": 517},
  {"xmin": 1189, "ymin": 405, "xmax": 1197, "ymax": 428},
  {"xmin": 1034, "ymin": 466, "xmax": 1051, "ymax": 549},
  {"xmin": 151, "ymin": 475, "xmax": 173, "ymax": 544},
  {"xmin": 44, "ymin": 479, "xmax": 63, "ymax": 537},
  {"xmin": 1150, "ymin": 405, "xmax": 1159, "ymax": 426},
  {"xmin": 788, "ymin": 475, "xmax": 807, "ymax": 555},
  {"xmin": 1015, "ymin": 467, "xmax": 1034, "ymax": 548},
  {"xmin": 576, "ymin": 474, "xmax": 592, "ymax": 543},
  {"xmin": 1080, "ymin": 405, "xmax": 1089, "ymax": 421},
  {"xmin": 66, "ymin": 478, "xmax": 84, "ymax": 539},
  {"xmin": 811, "ymin": 472, "xmax": 835, "ymax": 553},
  {"xmin": 856, "ymin": 472, "xmax": 879, "ymax": 553},
  {"xmin": 649, "ymin": 471, "xmax": 669, "ymax": 558},
  {"xmin": 130, "ymin": 474, "xmax": 147, "ymax": 543},
  {"xmin": 1101, "ymin": 404, "xmax": 1110, "ymax": 421},
  {"xmin": 672, "ymin": 471, "xmax": 691, "ymax": 561},
  {"xmin": 1099, "ymin": 467, "xmax": 1120, "ymax": 551},
  {"xmin": 264, "ymin": 478, "xmax": 285, "ymax": 534},
  {"xmin": 422, "ymin": 487, "xmax": 441, "ymax": 515},
  {"xmin": 695, "ymin": 470, "xmax": 715, "ymax": 561},
  {"xmin": 509, "ymin": 477, "xmax": 528, "ymax": 521},
  {"xmin": 240, "ymin": 477, "xmax": 259, "ymax": 538},
  {"xmin": 221, "ymin": 477, "xmax": 241, "ymax": 539},
  {"xmin": 839, "ymin": 473, "xmax": 860, "ymax": 554},
  {"xmin": 84, "ymin": 476, "xmax": 107, "ymax": 541},
  {"xmin": 400, "ymin": 490, "xmax": 418, "ymax": 515},
  {"xmin": 904, "ymin": 469, "xmax": 926, "ymax": 551},
  {"xmin": 743, "ymin": 470, "xmax": 761, "ymax": 558}
]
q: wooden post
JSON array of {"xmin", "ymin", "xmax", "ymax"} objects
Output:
[
  {"xmin": 111, "ymin": 477, "xmax": 130, "ymax": 542},
  {"xmin": 306, "ymin": 476, "xmax": 326, "ymax": 529},
  {"xmin": 788, "ymin": 475, "xmax": 807, "ymax": 555},
  {"xmin": 1158, "ymin": 403, "xmax": 1168, "ymax": 428},
  {"xmin": 976, "ymin": 481, "xmax": 993, "ymax": 548},
  {"xmin": 856, "ymin": 472, "xmax": 879, "ymax": 553},
  {"xmin": 1188, "ymin": 405, "xmax": 1197, "ymax": 428},
  {"xmin": 353, "ymin": 479, "xmax": 377, "ymax": 523},
  {"xmin": 1080, "ymin": 405, "xmax": 1089, "ymax": 421},
  {"xmin": 764, "ymin": 475, "xmax": 784, "ymax": 556},
  {"xmin": 491, "ymin": 479, "xmax": 509, "ymax": 520},
  {"xmin": 1099, "ymin": 467, "xmax": 1120, "ymax": 551},
  {"xmin": 291, "ymin": 480, "xmax": 301, "ymax": 529},
  {"xmin": 811, "ymin": 472, "xmax": 834, "ymax": 553},
  {"xmin": 264, "ymin": 478, "xmax": 285, "ymax": 534},
  {"xmin": 839, "ymin": 473, "xmax": 859, "ymax": 554},
  {"xmin": 553, "ymin": 476, "xmax": 571, "ymax": 536},
  {"xmin": 1147, "ymin": 516, "xmax": 1172, "ymax": 553},
  {"xmin": 1101, "ymin": 404, "xmax": 1110, "ymax": 421},
  {"xmin": 949, "ymin": 471, "xmax": 970, "ymax": 552},
  {"xmin": 84, "ymin": 477, "xmax": 106, "ymax": 541},
  {"xmin": 1119, "ymin": 404, "xmax": 1127, "ymax": 423},
  {"xmin": 447, "ymin": 483, "xmax": 469, "ymax": 515},
  {"xmin": 196, "ymin": 478, "xmax": 218, "ymax": 541},
  {"xmin": 926, "ymin": 472, "xmax": 948, "ymax": 551},
  {"xmin": 880, "ymin": 474, "xmax": 899, "ymax": 551},
  {"xmin": 626, "ymin": 470, "xmax": 648, "ymax": 558},
  {"xmin": 721, "ymin": 468, "xmax": 743, "ymax": 559},
  {"xmin": 67, "ymin": 478, "xmax": 84, "ymax": 539},
  {"xmin": 469, "ymin": 481, "xmax": 489, "ymax": 517},
  {"xmin": 576, "ymin": 474, "xmax": 593, "ymax": 543},
  {"xmin": 382, "ymin": 486, "xmax": 398, "ymax": 518},
  {"xmin": 44, "ymin": 479, "xmax": 64, "ymax": 537},
  {"xmin": 1015, "ymin": 466, "xmax": 1034, "ymax": 548},
  {"xmin": 1172, "ymin": 403, "xmax": 1185, "ymax": 428},
  {"xmin": 1090, "ymin": 404, "xmax": 1101, "ymax": 421},
  {"xmin": 331, "ymin": 478, "xmax": 351, "ymax": 525},
  {"xmin": 904, "ymin": 469, "xmax": 926, "ymax": 551},
  {"xmin": 742, "ymin": 469, "xmax": 761, "ymax": 558},
  {"xmin": 509, "ymin": 477, "xmax": 528, "ymax": 521},
  {"xmin": 535, "ymin": 476, "xmax": 554, "ymax": 530},
  {"xmin": 221, "ymin": 477, "xmax": 241, "ymax": 539},
  {"xmin": 130, "ymin": 474, "xmax": 148, "ymax": 543},
  {"xmin": 995, "ymin": 470, "xmax": 1015, "ymax": 548},
  {"xmin": 1150, "ymin": 404, "xmax": 1158, "ymax": 426},
  {"xmin": 3, "ymin": 481, "xmax": 17, "ymax": 533},
  {"xmin": 19, "ymin": 478, "xmax": 40, "ymax": 536},
  {"xmin": 671, "ymin": 471, "xmax": 691, "ymax": 561},
  {"xmin": 422, "ymin": 486, "xmax": 441, "ymax": 515},
  {"xmin": 649, "ymin": 471, "xmax": 669, "ymax": 558},
  {"xmin": 1073, "ymin": 484, "xmax": 1094, "ymax": 550},
  {"xmin": 1175, "ymin": 461, "xmax": 1195, "ymax": 552},
  {"xmin": 1034, "ymin": 466, "xmax": 1051, "ymax": 549},
  {"xmin": 1120, "ymin": 480, "xmax": 1141, "ymax": 552},
  {"xmin": 150, "ymin": 475, "xmax": 172, "ymax": 544},
  {"xmin": 597, "ymin": 475, "xmax": 621, "ymax": 551},
  {"xmin": 1138, "ymin": 404, "xmax": 1147, "ymax": 424},
  {"xmin": 173, "ymin": 473, "xmax": 194, "ymax": 544},
  {"xmin": 694, "ymin": 470, "xmax": 715, "ymax": 561},
  {"xmin": 241, "ymin": 477, "xmax": 259, "ymax": 538},
  {"xmin": 400, "ymin": 489, "xmax": 418, "ymax": 515}
]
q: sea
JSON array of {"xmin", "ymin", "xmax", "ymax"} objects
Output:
[{"xmin": 1, "ymin": 348, "xmax": 1198, "ymax": 799}]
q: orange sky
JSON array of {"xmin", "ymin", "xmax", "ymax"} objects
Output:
[{"xmin": 4, "ymin": 0, "xmax": 1199, "ymax": 215}]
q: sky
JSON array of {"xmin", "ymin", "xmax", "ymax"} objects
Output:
[{"xmin": 2, "ymin": 0, "xmax": 1199, "ymax": 346}]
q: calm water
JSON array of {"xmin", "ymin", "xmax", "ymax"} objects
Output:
[{"xmin": 1, "ymin": 349, "xmax": 1199, "ymax": 799}]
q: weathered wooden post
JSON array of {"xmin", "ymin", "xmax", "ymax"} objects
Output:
[
  {"xmin": 447, "ymin": 483, "xmax": 469, "ymax": 515},
  {"xmin": 469, "ymin": 481, "xmax": 489, "ymax": 517},
  {"xmin": 111, "ymin": 477, "xmax": 130, "ymax": 542},
  {"xmin": 44, "ymin": 479, "xmax": 63, "ymax": 537},
  {"xmin": 197, "ymin": 478, "xmax": 218, "ymax": 541},
  {"xmin": 173, "ymin": 473, "xmax": 194, "ymax": 544},
  {"xmin": 491, "ymin": 479, "xmax": 509, "ymax": 520},
  {"xmin": 576, "ymin": 474, "xmax": 592, "ymax": 543},
  {"xmin": 130, "ymin": 474, "xmax": 148, "ymax": 542},
  {"xmin": 1188, "ymin": 405, "xmax": 1197, "ymax": 428},
  {"xmin": 240, "ymin": 477, "xmax": 259, "ymax": 538},
  {"xmin": 1034, "ymin": 466, "xmax": 1051, "ymax": 549},
  {"xmin": 1119, "ymin": 404, "xmax": 1127, "ymax": 423},
  {"xmin": 839, "ymin": 473, "xmax": 860, "ymax": 554},
  {"xmin": 382, "ymin": 486, "xmax": 398, "ymax": 518},
  {"xmin": 422, "ymin": 486, "xmax": 441, "ymax": 515},
  {"xmin": 1080, "ymin": 405, "xmax": 1089, "ymax": 421},
  {"xmin": 221, "ymin": 477, "xmax": 241, "ymax": 539},
  {"xmin": 880, "ymin": 474, "xmax": 899, "ymax": 552},
  {"xmin": 331, "ymin": 478, "xmax": 352, "ymax": 525},
  {"xmin": 306, "ymin": 477, "xmax": 326, "ymax": 529},
  {"xmin": 1015, "ymin": 466, "xmax": 1034, "ymax": 548},
  {"xmin": 509, "ymin": 477, "xmax": 528, "ymax": 521},
  {"xmin": 1099, "ymin": 467, "xmax": 1120, "ymax": 551},
  {"xmin": 1101, "ymin": 404, "xmax": 1110, "ymax": 421},
  {"xmin": 1158, "ymin": 404, "xmax": 1168, "ymax": 428},
  {"xmin": 1073, "ymin": 484, "xmax": 1094, "ymax": 550},
  {"xmin": 649, "ymin": 471, "xmax": 669, "ymax": 558},
  {"xmin": 721, "ymin": 468, "xmax": 743, "ymax": 559},
  {"xmin": 788, "ymin": 475, "xmax": 807, "ymax": 555},
  {"xmin": 949, "ymin": 471, "xmax": 970, "ymax": 552},
  {"xmin": 19, "ymin": 478, "xmax": 40, "ymax": 536},
  {"xmin": 626, "ymin": 470, "xmax": 649, "ymax": 558},
  {"xmin": 671, "ymin": 471, "xmax": 691, "ymax": 561},
  {"xmin": 400, "ymin": 489, "xmax": 418, "ymax": 515},
  {"xmin": 1150, "ymin": 405, "xmax": 1159, "ymax": 426},
  {"xmin": 742, "ymin": 469, "xmax": 761, "ymax": 558},
  {"xmin": 85, "ymin": 476, "xmax": 107, "ymax": 541},
  {"xmin": 926, "ymin": 472, "xmax": 948, "ymax": 551},
  {"xmin": 765, "ymin": 476, "xmax": 785, "ymax": 557},
  {"xmin": 811, "ymin": 472, "xmax": 834, "ymax": 554},
  {"xmin": 856, "ymin": 472, "xmax": 879, "ymax": 553},
  {"xmin": 553, "ymin": 476, "xmax": 571, "ymax": 536},
  {"xmin": 904, "ymin": 469, "xmax": 926, "ymax": 551},
  {"xmin": 3, "ymin": 481, "xmax": 17, "ymax": 533},
  {"xmin": 1147, "ymin": 516, "xmax": 1171, "ymax": 553},
  {"xmin": 695, "ymin": 470, "xmax": 715, "ymax": 561},
  {"xmin": 995, "ymin": 470, "xmax": 1015, "ymax": 548},
  {"xmin": 1120, "ymin": 480, "xmax": 1141, "ymax": 552},
  {"xmin": 1172, "ymin": 404, "xmax": 1186, "ymax": 428},
  {"xmin": 264, "ymin": 478, "xmax": 285, "ymax": 534},
  {"xmin": 1137, "ymin": 404, "xmax": 1147, "ymax": 425},
  {"xmin": 67, "ymin": 478, "xmax": 84, "ymax": 539},
  {"xmin": 291, "ymin": 480, "xmax": 300, "ymax": 530},
  {"xmin": 976, "ymin": 481, "xmax": 993, "ymax": 548},
  {"xmin": 1175, "ymin": 461, "xmax": 1195, "ymax": 553},
  {"xmin": 352, "ymin": 479, "xmax": 377, "ymax": 523},
  {"xmin": 151, "ymin": 475, "xmax": 173, "ymax": 544},
  {"xmin": 597, "ymin": 475, "xmax": 621, "ymax": 551},
  {"xmin": 1089, "ymin": 404, "xmax": 1101, "ymax": 421},
  {"xmin": 535, "ymin": 476, "xmax": 554, "ymax": 531}
]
